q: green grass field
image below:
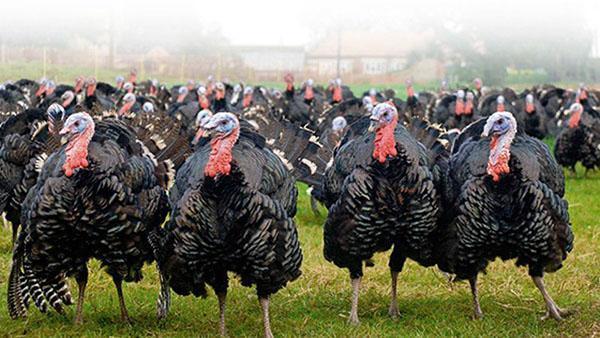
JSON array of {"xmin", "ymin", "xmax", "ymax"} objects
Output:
[
  {"xmin": 0, "ymin": 72, "xmax": 598, "ymax": 336},
  {"xmin": 0, "ymin": 150, "xmax": 598, "ymax": 337}
]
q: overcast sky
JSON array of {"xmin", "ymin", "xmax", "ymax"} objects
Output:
[{"xmin": 1, "ymin": 0, "xmax": 599, "ymax": 48}]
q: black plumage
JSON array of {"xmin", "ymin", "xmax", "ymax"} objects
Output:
[
  {"xmin": 152, "ymin": 113, "xmax": 302, "ymax": 337},
  {"xmin": 321, "ymin": 103, "xmax": 447, "ymax": 324},
  {"xmin": 439, "ymin": 113, "xmax": 573, "ymax": 320},
  {"xmin": 554, "ymin": 104, "xmax": 600, "ymax": 173},
  {"xmin": 8, "ymin": 114, "xmax": 169, "ymax": 323}
]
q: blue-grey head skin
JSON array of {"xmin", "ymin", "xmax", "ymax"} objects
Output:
[
  {"xmin": 369, "ymin": 88, "xmax": 377, "ymax": 96},
  {"xmin": 335, "ymin": 78, "xmax": 342, "ymax": 86},
  {"xmin": 123, "ymin": 93, "xmax": 136, "ymax": 103},
  {"xmin": 195, "ymin": 109, "xmax": 214, "ymax": 127},
  {"xmin": 60, "ymin": 112, "xmax": 94, "ymax": 137},
  {"xmin": 368, "ymin": 102, "xmax": 398, "ymax": 132},
  {"xmin": 215, "ymin": 82, "xmax": 225, "ymax": 91},
  {"xmin": 39, "ymin": 77, "xmax": 48, "ymax": 85},
  {"xmin": 244, "ymin": 86, "xmax": 253, "ymax": 95},
  {"xmin": 362, "ymin": 96, "xmax": 374, "ymax": 112},
  {"xmin": 116, "ymin": 75, "xmax": 124, "ymax": 84},
  {"xmin": 482, "ymin": 112, "xmax": 517, "ymax": 137},
  {"xmin": 197, "ymin": 86, "xmax": 206, "ymax": 95},
  {"xmin": 457, "ymin": 89, "xmax": 465, "ymax": 98},
  {"xmin": 47, "ymin": 80, "xmax": 56, "ymax": 89},
  {"xmin": 143, "ymin": 102, "xmax": 154, "ymax": 113},
  {"xmin": 204, "ymin": 112, "xmax": 239, "ymax": 137},
  {"xmin": 569, "ymin": 103, "xmax": 583, "ymax": 115},
  {"xmin": 496, "ymin": 95, "xmax": 505, "ymax": 104},
  {"xmin": 306, "ymin": 79, "xmax": 314, "ymax": 87},
  {"xmin": 331, "ymin": 116, "xmax": 348, "ymax": 132},
  {"xmin": 178, "ymin": 86, "xmax": 188, "ymax": 95},
  {"xmin": 61, "ymin": 90, "xmax": 74, "ymax": 102},
  {"xmin": 466, "ymin": 91, "xmax": 474, "ymax": 100},
  {"xmin": 526, "ymin": 94, "xmax": 534, "ymax": 103},
  {"xmin": 233, "ymin": 84, "xmax": 242, "ymax": 93},
  {"xmin": 152, "ymin": 79, "xmax": 159, "ymax": 87},
  {"xmin": 123, "ymin": 82, "xmax": 133, "ymax": 91}
]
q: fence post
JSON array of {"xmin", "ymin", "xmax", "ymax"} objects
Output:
[
  {"xmin": 43, "ymin": 47, "xmax": 47, "ymax": 78},
  {"xmin": 180, "ymin": 54, "xmax": 186, "ymax": 83}
]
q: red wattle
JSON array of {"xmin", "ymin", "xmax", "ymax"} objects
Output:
[
  {"xmin": 87, "ymin": 85, "xmax": 96, "ymax": 97},
  {"xmin": 199, "ymin": 96, "xmax": 209, "ymax": 109},
  {"xmin": 333, "ymin": 87, "xmax": 342, "ymax": 102},
  {"xmin": 372, "ymin": 116, "xmax": 398, "ymax": 163},
  {"xmin": 455, "ymin": 100, "xmax": 465, "ymax": 115},
  {"xmin": 177, "ymin": 93, "xmax": 186, "ymax": 103},
  {"xmin": 205, "ymin": 128, "xmax": 240, "ymax": 177},
  {"xmin": 525, "ymin": 102, "xmax": 535, "ymax": 114},
  {"xmin": 568, "ymin": 110, "xmax": 582, "ymax": 128},
  {"xmin": 119, "ymin": 102, "xmax": 134, "ymax": 115},
  {"xmin": 304, "ymin": 86, "xmax": 314, "ymax": 100},
  {"xmin": 242, "ymin": 94, "xmax": 252, "ymax": 108},
  {"xmin": 487, "ymin": 135, "xmax": 511, "ymax": 182},
  {"xmin": 35, "ymin": 85, "xmax": 46, "ymax": 97},
  {"xmin": 407, "ymin": 86, "xmax": 414, "ymax": 98},
  {"xmin": 580, "ymin": 90, "xmax": 588, "ymax": 100},
  {"xmin": 63, "ymin": 126, "xmax": 94, "ymax": 177},
  {"xmin": 465, "ymin": 100, "xmax": 473, "ymax": 115},
  {"xmin": 497, "ymin": 103, "xmax": 505, "ymax": 112}
]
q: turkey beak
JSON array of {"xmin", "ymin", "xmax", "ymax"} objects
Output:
[
  {"xmin": 481, "ymin": 124, "xmax": 491, "ymax": 138},
  {"xmin": 192, "ymin": 128, "xmax": 207, "ymax": 145},
  {"xmin": 368, "ymin": 119, "xmax": 379, "ymax": 132},
  {"xmin": 59, "ymin": 125, "xmax": 70, "ymax": 136}
]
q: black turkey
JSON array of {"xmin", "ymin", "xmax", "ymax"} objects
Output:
[
  {"xmin": 554, "ymin": 103, "xmax": 600, "ymax": 173},
  {"xmin": 439, "ymin": 112, "xmax": 573, "ymax": 320},
  {"xmin": 151, "ymin": 112, "xmax": 302, "ymax": 337},
  {"xmin": 8, "ymin": 113, "xmax": 170, "ymax": 324},
  {"xmin": 322, "ymin": 103, "xmax": 448, "ymax": 324}
]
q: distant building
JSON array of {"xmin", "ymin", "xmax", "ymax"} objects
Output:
[
  {"xmin": 306, "ymin": 30, "xmax": 434, "ymax": 77},
  {"xmin": 234, "ymin": 46, "xmax": 305, "ymax": 75}
]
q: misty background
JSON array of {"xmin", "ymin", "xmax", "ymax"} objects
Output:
[{"xmin": 0, "ymin": 0, "xmax": 599, "ymax": 86}]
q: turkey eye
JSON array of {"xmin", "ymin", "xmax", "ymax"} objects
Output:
[
  {"xmin": 221, "ymin": 121, "xmax": 227, "ymax": 125},
  {"xmin": 74, "ymin": 121, "xmax": 80, "ymax": 127}
]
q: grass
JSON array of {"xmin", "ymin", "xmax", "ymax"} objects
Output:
[{"xmin": 0, "ymin": 142, "xmax": 598, "ymax": 337}]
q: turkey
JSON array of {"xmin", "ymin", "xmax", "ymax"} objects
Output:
[
  {"xmin": 438, "ymin": 112, "xmax": 574, "ymax": 321},
  {"xmin": 151, "ymin": 112, "xmax": 302, "ymax": 337},
  {"xmin": 0, "ymin": 106, "xmax": 61, "ymax": 243},
  {"xmin": 554, "ymin": 103, "xmax": 600, "ymax": 173},
  {"xmin": 322, "ymin": 103, "xmax": 448, "ymax": 324},
  {"xmin": 513, "ymin": 93, "xmax": 547, "ymax": 139},
  {"xmin": 8, "ymin": 113, "xmax": 170, "ymax": 324}
]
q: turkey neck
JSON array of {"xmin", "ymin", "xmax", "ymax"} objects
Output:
[
  {"xmin": 487, "ymin": 130, "xmax": 515, "ymax": 182},
  {"xmin": 242, "ymin": 93, "xmax": 252, "ymax": 108},
  {"xmin": 63, "ymin": 125, "xmax": 94, "ymax": 177},
  {"xmin": 372, "ymin": 116, "xmax": 398, "ymax": 164},
  {"xmin": 119, "ymin": 101, "xmax": 134, "ymax": 115},
  {"xmin": 568, "ymin": 109, "xmax": 582, "ymax": 128},
  {"xmin": 333, "ymin": 87, "xmax": 342, "ymax": 102},
  {"xmin": 465, "ymin": 99, "xmax": 474, "ymax": 115},
  {"xmin": 455, "ymin": 100, "xmax": 465, "ymax": 116},
  {"xmin": 205, "ymin": 128, "xmax": 240, "ymax": 178},
  {"xmin": 525, "ymin": 102, "xmax": 535, "ymax": 114}
]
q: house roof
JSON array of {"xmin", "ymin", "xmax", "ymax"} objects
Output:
[{"xmin": 307, "ymin": 30, "xmax": 434, "ymax": 58}]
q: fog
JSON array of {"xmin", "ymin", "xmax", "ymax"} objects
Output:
[{"xmin": 0, "ymin": 0, "xmax": 599, "ymax": 84}]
